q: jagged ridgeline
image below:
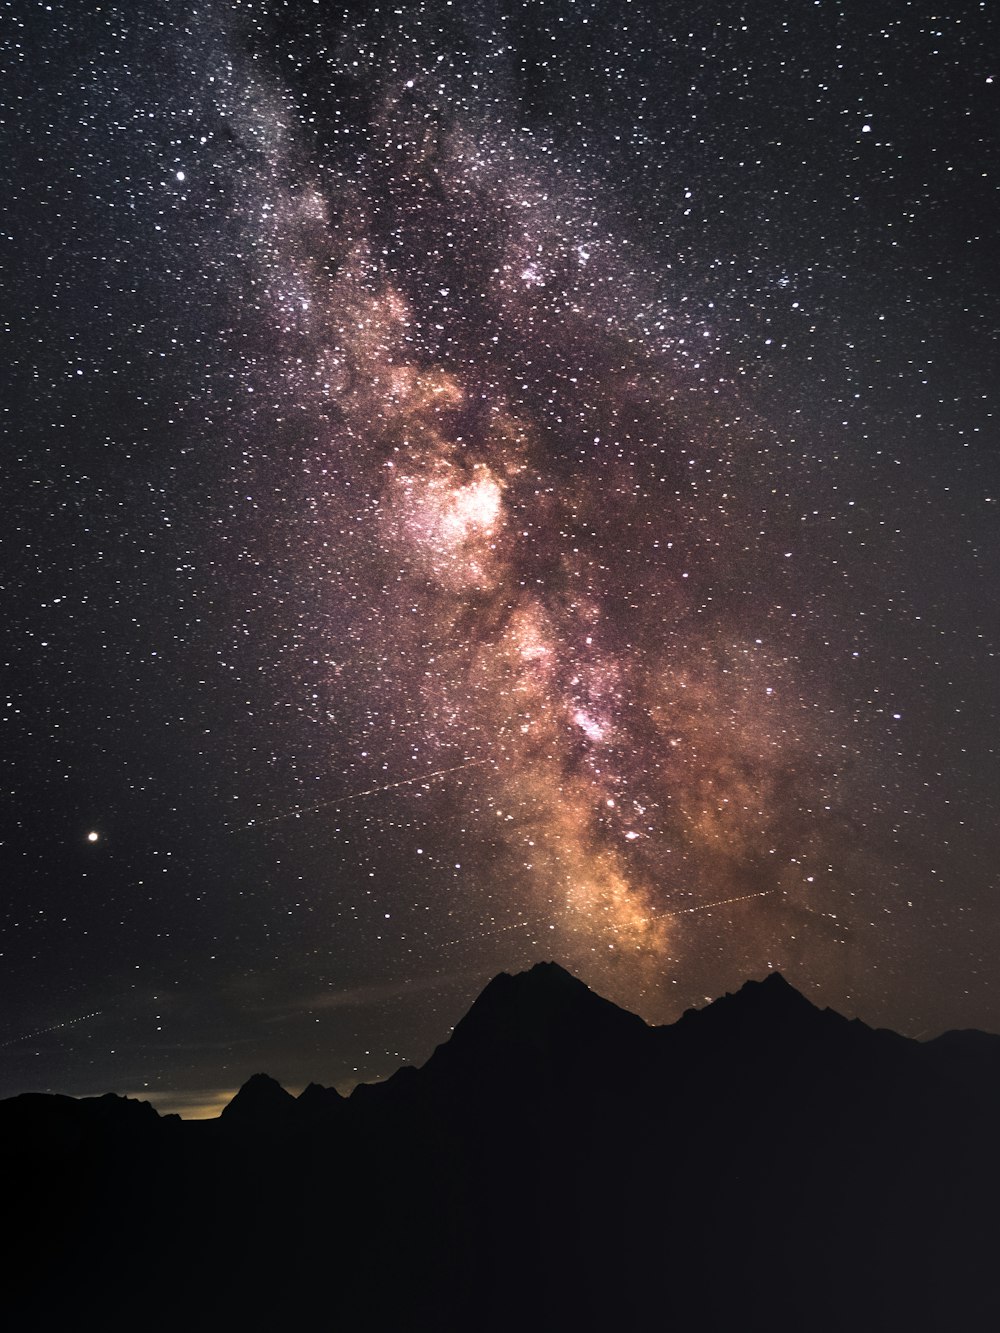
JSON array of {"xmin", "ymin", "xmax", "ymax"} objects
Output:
[{"xmin": 5, "ymin": 964, "xmax": 1000, "ymax": 1331}]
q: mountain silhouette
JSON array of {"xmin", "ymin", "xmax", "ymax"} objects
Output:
[
  {"xmin": 352, "ymin": 961, "xmax": 648, "ymax": 1121},
  {"xmin": 4, "ymin": 963, "xmax": 1000, "ymax": 1332},
  {"xmin": 440, "ymin": 958, "xmax": 648, "ymax": 1062},
  {"xmin": 219, "ymin": 1071, "xmax": 298, "ymax": 1128},
  {"xmin": 296, "ymin": 1079, "xmax": 345, "ymax": 1117}
]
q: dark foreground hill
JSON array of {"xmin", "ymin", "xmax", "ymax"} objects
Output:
[{"xmin": 4, "ymin": 964, "xmax": 1000, "ymax": 1331}]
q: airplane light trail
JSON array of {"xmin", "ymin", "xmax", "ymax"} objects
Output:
[
  {"xmin": 641, "ymin": 889, "xmax": 775, "ymax": 919},
  {"xmin": 439, "ymin": 890, "xmax": 776, "ymax": 950},
  {"xmin": 0, "ymin": 1011, "xmax": 104, "ymax": 1049},
  {"xmin": 241, "ymin": 758, "xmax": 494, "ymax": 830}
]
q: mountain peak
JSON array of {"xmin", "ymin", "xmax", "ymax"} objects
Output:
[
  {"xmin": 480, "ymin": 959, "xmax": 588, "ymax": 1001},
  {"xmin": 738, "ymin": 971, "xmax": 804, "ymax": 1002},
  {"xmin": 463, "ymin": 959, "xmax": 639, "ymax": 1027},
  {"xmin": 730, "ymin": 971, "xmax": 816, "ymax": 1011},
  {"xmin": 757, "ymin": 970, "xmax": 794, "ymax": 990},
  {"xmin": 419, "ymin": 960, "xmax": 647, "ymax": 1090},
  {"xmin": 297, "ymin": 1081, "xmax": 345, "ymax": 1120},
  {"xmin": 220, "ymin": 1072, "xmax": 296, "ymax": 1125},
  {"xmin": 717, "ymin": 971, "xmax": 815, "ymax": 1012},
  {"xmin": 298, "ymin": 1080, "xmax": 343, "ymax": 1102},
  {"xmin": 672, "ymin": 970, "xmax": 848, "ymax": 1052},
  {"xmin": 526, "ymin": 959, "xmax": 579, "ymax": 981}
]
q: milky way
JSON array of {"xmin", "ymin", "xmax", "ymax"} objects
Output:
[
  {"xmin": 4, "ymin": 0, "xmax": 998, "ymax": 1107},
  {"xmin": 228, "ymin": 12, "xmax": 868, "ymax": 1011}
]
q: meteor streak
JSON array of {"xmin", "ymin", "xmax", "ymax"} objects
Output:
[{"xmin": 243, "ymin": 758, "xmax": 493, "ymax": 830}]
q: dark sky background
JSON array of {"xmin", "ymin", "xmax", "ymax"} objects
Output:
[{"xmin": 3, "ymin": 0, "xmax": 997, "ymax": 1117}]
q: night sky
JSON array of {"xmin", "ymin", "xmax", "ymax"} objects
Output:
[{"xmin": 4, "ymin": 0, "xmax": 997, "ymax": 1118}]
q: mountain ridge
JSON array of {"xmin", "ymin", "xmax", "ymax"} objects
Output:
[
  {"xmin": 2, "ymin": 963, "xmax": 992, "ymax": 1122},
  {"xmin": 4, "ymin": 960, "xmax": 1000, "ymax": 1331}
]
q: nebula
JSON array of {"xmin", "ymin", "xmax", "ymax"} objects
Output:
[{"xmin": 223, "ymin": 19, "xmax": 857, "ymax": 1011}]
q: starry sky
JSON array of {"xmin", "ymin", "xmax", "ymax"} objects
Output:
[{"xmin": 3, "ymin": 0, "xmax": 997, "ymax": 1117}]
